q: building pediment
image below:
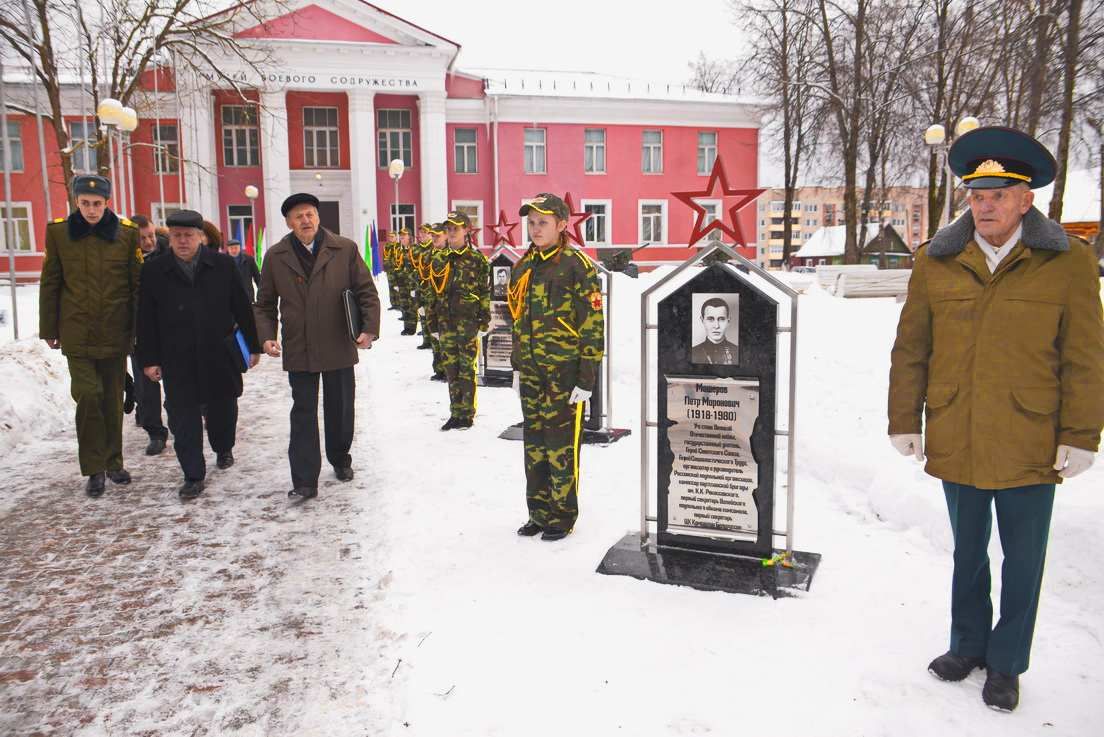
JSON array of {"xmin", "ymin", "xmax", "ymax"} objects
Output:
[{"xmin": 235, "ymin": 4, "xmax": 400, "ymax": 44}]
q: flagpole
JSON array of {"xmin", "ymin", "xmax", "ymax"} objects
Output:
[{"xmin": 0, "ymin": 53, "xmax": 21, "ymax": 339}]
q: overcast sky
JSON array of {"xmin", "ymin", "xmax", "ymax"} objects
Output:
[{"xmin": 383, "ymin": 0, "xmax": 742, "ymax": 84}]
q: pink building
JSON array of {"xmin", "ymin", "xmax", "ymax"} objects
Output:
[{"xmin": 0, "ymin": 1, "xmax": 764, "ymax": 278}]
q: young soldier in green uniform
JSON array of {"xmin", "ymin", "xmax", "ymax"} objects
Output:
[
  {"xmin": 425, "ymin": 222, "xmax": 450, "ymax": 381},
  {"xmin": 509, "ymin": 194, "xmax": 605, "ymax": 541},
  {"xmin": 395, "ymin": 228, "xmax": 419, "ymax": 335},
  {"xmin": 413, "ymin": 223, "xmax": 435, "ymax": 350},
  {"xmin": 432, "ymin": 211, "xmax": 490, "ymax": 430},
  {"xmin": 383, "ymin": 230, "xmax": 400, "ymax": 311},
  {"xmin": 39, "ymin": 175, "xmax": 143, "ymax": 497}
]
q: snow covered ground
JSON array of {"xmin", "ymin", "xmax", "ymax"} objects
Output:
[
  {"xmin": 0, "ymin": 272, "xmax": 1101, "ymax": 736},
  {"xmin": 0, "ymin": 284, "xmax": 40, "ymax": 345}
]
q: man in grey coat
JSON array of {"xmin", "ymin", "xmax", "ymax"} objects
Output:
[{"xmin": 254, "ymin": 193, "xmax": 381, "ymax": 500}]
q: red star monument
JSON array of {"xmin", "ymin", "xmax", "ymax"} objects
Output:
[
  {"xmin": 563, "ymin": 192, "xmax": 592, "ymax": 248},
  {"xmin": 672, "ymin": 158, "xmax": 766, "ymax": 247},
  {"xmin": 486, "ymin": 210, "xmax": 518, "ymax": 247}
]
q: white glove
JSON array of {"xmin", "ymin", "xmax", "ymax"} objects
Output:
[
  {"xmin": 431, "ymin": 332, "xmax": 440, "ymax": 340},
  {"xmin": 477, "ymin": 330, "xmax": 488, "ymax": 339},
  {"xmin": 890, "ymin": 434, "xmax": 924, "ymax": 462},
  {"xmin": 569, "ymin": 386, "xmax": 593, "ymax": 405},
  {"xmin": 512, "ymin": 370, "xmax": 520, "ymax": 396},
  {"xmin": 1054, "ymin": 445, "xmax": 1095, "ymax": 479},
  {"xmin": 418, "ymin": 307, "xmax": 425, "ymax": 317}
]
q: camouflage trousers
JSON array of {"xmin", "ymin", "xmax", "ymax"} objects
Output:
[
  {"xmin": 387, "ymin": 273, "xmax": 399, "ymax": 308},
  {"xmin": 440, "ymin": 329, "xmax": 479, "ymax": 420},
  {"xmin": 417, "ymin": 301, "xmax": 433, "ymax": 347},
  {"xmin": 397, "ymin": 279, "xmax": 418, "ymax": 332},
  {"xmin": 519, "ymin": 366, "xmax": 584, "ymax": 531}
]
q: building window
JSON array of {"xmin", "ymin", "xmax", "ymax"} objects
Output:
[
  {"xmin": 0, "ymin": 122, "xmax": 23, "ymax": 171},
  {"xmin": 697, "ymin": 131, "xmax": 717, "ymax": 174},
  {"xmin": 377, "ymin": 109, "xmax": 412, "ymax": 168},
  {"xmin": 524, "ymin": 128, "xmax": 546, "ymax": 174},
  {"xmin": 584, "ymin": 128, "xmax": 606, "ymax": 174},
  {"xmin": 153, "ymin": 123, "xmax": 179, "ymax": 174},
  {"xmin": 391, "ymin": 202, "xmax": 415, "ymax": 234},
  {"xmin": 152, "ymin": 203, "xmax": 184, "ymax": 227},
  {"xmin": 453, "ymin": 128, "xmax": 477, "ymax": 173},
  {"xmin": 451, "ymin": 200, "xmax": 482, "ymax": 233},
  {"xmin": 222, "ymin": 105, "xmax": 259, "ymax": 167},
  {"xmin": 69, "ymin": 120, "xmax": 97, "ymax": 173},
  {"xmin": 695, "ymin": 199, "xmax": 722, "ymax": 242},
  {"xmin": 582, "ymin": 200, "xmax": 611, "ymax": 245},
  {"xmin": 227, "ymin": 204, "xmax": 254, "ymax": 244},
  {"xmin": 303, "ymin": 106, "xmax": 340, "ymax": 168},
  {"xmin": 639, "ymin": 200, "xmax": 667, "ymax": 244},
  {"xmin": 642, "ymin": 130, "xmax": 662, "ymax": 173},
  {"xmin": 0, "ymin": 203, "xmax": 34, "ymax": 252}
]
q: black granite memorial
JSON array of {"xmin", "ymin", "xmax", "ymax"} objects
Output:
[{"xmin": 480, "ymin": 248, "xmax": 520, "ymax": 388}]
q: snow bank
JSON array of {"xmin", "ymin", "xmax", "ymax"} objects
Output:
[{"xmin": 0, "ymin": 339, "xmax": 72, "ymax": 455}]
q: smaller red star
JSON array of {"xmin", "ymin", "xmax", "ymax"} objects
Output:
[
  {"xmin": 486, "ymin": 210, "xmax": 518, "ymax": 247},
  {"xmin": 672, "ymin": 158, "xmax": 766, "ymax": 247},
  {"xmin": 563, "ymin": 192, "xmax": 592, "ymax": 248}
]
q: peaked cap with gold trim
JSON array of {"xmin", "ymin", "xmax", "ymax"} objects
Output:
[{"xmin": 948, "ymin": 125, "xmax": 1056, "ymax": 190}]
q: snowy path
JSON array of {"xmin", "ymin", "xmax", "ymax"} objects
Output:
[{"xmin": 1, "ymin": 280, "xmax": 1102, "ymax": 736}]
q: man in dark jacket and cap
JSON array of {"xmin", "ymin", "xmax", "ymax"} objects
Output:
[
  {"xmin": 136, "ymin": 210, "xmax": 262, "ymax": 500},
  {"xmin": 889, "ymin": 126, "xmax": 1104, "ymax": 712},
  {"xmin": 39, "ymin": 175, "xmax": 142, "ymax": 497},
  {"xmin": 129, "ymin": 214, "xmax": 169, "ymax": 454},
  {"xmin": 254, "ymin": 193, "xmax": 380, "ymax": 500},
  {"xmin": 226, "ymin": 238, "xmax": 262, "ymax": 303}
]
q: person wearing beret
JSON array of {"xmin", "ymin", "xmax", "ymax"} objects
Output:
[
  {"xmin": 889, "ymin": 127, "xmax": 1104, "ymax": 712},
  {"xmin": 253, "ymin": 193, "xmax": 381, "ymax": 500},
  {"xmin": 39, "ymin": 175, "xmax": 142, "ymax": 498},
  {"xmin": 135, "ymin": 211, "xmax": 262, "ymax": 500},
  {"xmin": 226, "ymin": 238, "xmax": 262, "ymax": 303}
]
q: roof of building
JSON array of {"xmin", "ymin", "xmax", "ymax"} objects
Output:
[
  {"xmin": 468, "ymin": 67, "xmax": 763, "ymax": 105},
  {"xmin": 793, "ymin": 223, "xmax": 882, "ymax": 259}
]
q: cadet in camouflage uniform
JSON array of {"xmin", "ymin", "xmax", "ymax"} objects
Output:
[
  {"xmin": 39, "ymin": 175, "xmax": 143, "ymax": 498},
  {"xmin": 383, "ymin": 230, "xmax": 399, "ymax": 310},
  {"xmin": 425, "ymin": 222, "xmax": 450, "ymax": 381},
  {"xmin": 510, "ymin": 194, "xmax": 604, "ymax": 541},
  {"xmin": 413, "ymin": 224, "xmax": 435, "ymax": 350},
  {"xmin": 395, "ymin": 228, "xmax": 419, "ymax": 335},
  {"xmin": 431, "ymin": 211, "xmax": 490, "ymax": 429}
]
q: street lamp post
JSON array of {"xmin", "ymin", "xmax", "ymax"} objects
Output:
[
  {"xmin": 96, "ymin": 98, "xmax": 124, "ymax": 214},
  {"xmin": 388, "ymin": 158, "xmax": 405, "ymax": 233},
  {"xmin": 120, "ymin": 107, "xmax": 138, "ymax": 218},
  {"xmin": 924, "ymin": 116, "xmax": 980, "ymax": 227},
  {"xmin": 245, "ymin": 184, "xmax": 258, "ymax": 250}
]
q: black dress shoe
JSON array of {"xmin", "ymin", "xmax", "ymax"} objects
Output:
[
  {"xmin": 288, "ymin": 486, "xmax": 318, "ymax": 500},
  {"xmin": 430, "ymin": 373, "xmax": 447, "ymax": 382},
  {"xmin": 928, "ymin": 651, "xmax": 987, "ymax": 682},
  {"xmin": 145, "ymin": 434, "xmax": 167, "ymax": 456},
  {"xmin": 335, "ymin": 466, "xmax": 354, "ymax": 482},
  {"xmin": 417, "ymin": 342, "xmax": 432, "ymax": 350},
  {"xmin": 982, "ymin": 670, "xmax": 1019, "ymax": 712},
  {"xmin": 178, "ymin": 479, "xmax": 204, "ymax": 500},
  {"xmin": 400, "ymin": 328, "xmax": 416, "ymax": 336},
  {"xmin": 107, "ymin": 468, "xmax": 132, "ymax": 485},
  {"xmin": 86, "ymin": 472, "xmax": 106, "ymax": 498},
  {"xmin": 541, "ymin": 528, "xmax": 572, "ymax": 541},
  {"xmin": 453, "ymin": 418, "xmax": 473, "ymax": 430},
  {"xmin": 216, "ymin": 451, "xmax": 234, "ymax": 469},
  {"xmin": 440, "ymin": 417, "xmax": 458, "ymax": 431},
  {"xmin": 517, "ymin": 521, "xmax": 542, "ymax": 537}
]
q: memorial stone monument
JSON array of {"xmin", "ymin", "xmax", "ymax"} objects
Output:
[{"xmin": 480, "ymin": 245, "xmax": 522, "ymax": 388}]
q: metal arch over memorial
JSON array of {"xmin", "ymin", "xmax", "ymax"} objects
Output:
[{"xmin": 597, "ymin": 242, "xmax": 821, "ymax": 598}]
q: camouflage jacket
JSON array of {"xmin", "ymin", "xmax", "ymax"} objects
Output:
[
  {"xmin": 432, "ymin": 245, "xmax": 490, "ymax": 334},
  {"xmin": 411, "ymin": 241, "xmax": 434, "ymax": 305},
  {"xmin": 510, "ymin": 243, "xmax": 604, "ymax": 391},
  {"xmin": 423, "ymin": 247, "xmax": 450, "ymax": 325}
]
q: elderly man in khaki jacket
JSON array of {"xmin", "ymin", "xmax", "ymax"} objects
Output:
[
  {"xmin": 889, "ymin": 127, "xmax": 1104, "ymax": 713},
  {"xmin": 254, "ymin": 193, "xmax": 380, "ymax": 500}
]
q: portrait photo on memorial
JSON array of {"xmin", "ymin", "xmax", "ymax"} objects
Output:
[
  {"xmin": 492, "ymin": 266, "xmax": 510, "ymax": 299},
  {"xmin": 690, "ymin": 293, "xmax": 739, "ymax": 365}
]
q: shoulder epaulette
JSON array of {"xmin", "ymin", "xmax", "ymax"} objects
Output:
[
  {"xmin": 475, "ymin": 250, "xmax": 489, "ymax": 264},
  {"xmin": 572, "ymin": 249, "xmax": 596, "ymax": 271},
  {"xmin": 50, "ymin": 217, "xmax": 66, "ymax": 225},
  {"xmin": 119, "ymin": 217, "xmax": 137, "ymax": 228}
]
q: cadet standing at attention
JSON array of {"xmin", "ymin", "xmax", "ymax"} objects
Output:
[
  {"xmin": 425, "ymin": 222, "xmax": 450, "ymax": 382},
  {"xmin": 509, "ymin": 194, "xmax": 604, "ymax": 541},
  {"xmin": 383, "ymin": 230, "xmax": 400, "ymax": 312},
  {"xmin": 39, "ymin": 175, "xmax": 142, "ymax": 498},
  {"xmin": 432, "ymin": 211, "xmax": 490, "ymax": 429}
]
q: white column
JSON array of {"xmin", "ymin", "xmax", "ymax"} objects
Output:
[
  {"xmin": 348, "ymin": 90, "xmax": 378, "ymax": 245},
  {"xmin": 187, "ymin": 87, "xmax": 218, "ymax": 217},
  {"xmin": 260, "ymin": 90, "xmax": 291, "ymax": 239},
  {"xmin": 417, "ymin": 90, "xmax": 448, "ymax": 222}
]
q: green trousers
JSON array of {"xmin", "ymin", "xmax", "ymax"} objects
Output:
[
  {"xmin": 943, "ymin": 481, "xmax": 1055, "ymax": 675},
  {"xmin": 519, "ymin": 366, "xmax": 585, "ymax": 532},
  {"xmin": 440, "ymin": 330, "xmax": 479, "ymax": 421},
  {"xmin": 66, "ymin": 355, "xmax": 126, "ymax": 476}
]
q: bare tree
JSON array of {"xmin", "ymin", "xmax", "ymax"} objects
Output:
[{"xmin": 687, "ymin": 51, "xmax": 740, "ymax": 94}]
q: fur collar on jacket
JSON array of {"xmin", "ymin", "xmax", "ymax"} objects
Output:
[
  {"xmin": 67, "ymin": 208, "xmax": 120, "ymax": 242},
  {"xmin": 927, "ymin": 206, "xmax": 1069, "ymax": 257}
]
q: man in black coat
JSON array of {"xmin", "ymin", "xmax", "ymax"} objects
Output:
[
  {"xmin": 226, "ymin": 238, "xmax": 262, "ymax": 303},
  {"xmin": 135, "ymin": 211, "xmax": 262, "ymax": 499},
  {"xmin": 130, "ymin": 214, "xmax": 170, "ymax": 454}
]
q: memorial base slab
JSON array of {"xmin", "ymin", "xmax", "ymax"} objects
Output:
[
  {"xmin": 596, "ymin": 533, "xmax": 821, "ymax": 599},
  {"xmin": 498, "ymin": 422, "xmax": 631, "ymax": 446},
  {"xmin": 478, "ymin": 373, "xmax": 514, "ymax": 388}
]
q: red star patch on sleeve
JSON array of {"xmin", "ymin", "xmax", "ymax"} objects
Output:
[{"xmin": 589, "ymin": 290, "xmax": 603, "ymax": 311}]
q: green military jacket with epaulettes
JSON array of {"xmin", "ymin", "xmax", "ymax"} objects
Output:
[
  {"xmin": 432, "ymin": 244, "xmax": 490, "ymax": 335},
  {"xmin": 423, "ymin": 247, "xmax": 449, "ymax": 330},
  {"xmin": 510, "ymin": 242, "xmax": 604, "ymax": 391},
  {"xmin": 412, "ymin": 240, "xmax": 434, "ymax": 308},
  {"xmin": 39, "ymin": 210, "xmax": 142, "ymax": 358}
]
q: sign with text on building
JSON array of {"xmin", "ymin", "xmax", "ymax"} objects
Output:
[{"xmin": 199, "ymin": 69, "xmax": 426, "ymax": 92}]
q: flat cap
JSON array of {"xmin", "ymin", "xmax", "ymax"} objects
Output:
[
  {"xmin": 519, "ymin": 193, "xmax": 569, "ymax": 220},
  {"xmin": 949, "ymin": 126, "xmax": 1056, "ymax": 190},
  {"xmin": 226, "ymin": 238, "xmax": 242, "ymax": 247},
  {"xmin": 165, "ymin": 210, "xmax": 204, "ymax": 230},
  {"xmin": 281, "ymin": 192, "xmax": 320, "ymax": 216},
  {"xmin": 71, "ymin": 175, "xmax": 112, "ymax": 199}
]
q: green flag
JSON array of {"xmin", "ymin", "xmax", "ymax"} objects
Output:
[{"xmin": 255, "ymin": 226, "xmax": 265, "ymax": 268}]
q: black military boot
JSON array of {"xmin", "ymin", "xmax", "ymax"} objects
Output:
[
  {"xmin": 400, "ymin": 327, "xmax": 416, "ymax": 336},
  {"xmin": 454, "ymin": 418, "xmax": 473, "ymax": 430},
  {"xmin": 178, "ymin": 479, "xmax": 204, "ymax": 500},
  {"xmin": 517, "ymin": 521, "xmax": 542, "ymax": 537},
  {"xmin": 541, "ymin": 528, "xmax": 572, "ymax": 542},
  {"xmin": 440, "ymin": 417, "xmax": 458, "ymax": 431},
  {"xmin": 417, "ymin": 342, "xmax": 432, "ymax": 350},
  {"xmin": 928, "ymin": 651, "xmax": 986, "ymax": 682},
  {"xmin": 335, "ymin": 466, "xmax": 354, "ymax": 482},
  {"xmin": 107, "ymin": 468, "xmax": 132, "ymax": 485},
  {"xmin": 982, "ymin": 670, "xmax": 1019, "ymax": 712},
  {"xmin": 430, "ymin": 373, "xmax": 447, "ymax": 382},
  {"xmin": 86, "ymin": 472, "xmax": 106, "ymax": 498},
  {"xmin": 216, "ymin": 451, "xmax": 234, "ymax": 469},
  {"xmin": 145, "ymin": 433, "xmax": 167, "ymax": 456},
  {"xmin": 288, "ymin": 486, "xmax": 318, "ymax": 500}
]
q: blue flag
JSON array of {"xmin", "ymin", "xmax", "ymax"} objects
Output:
[{"xmin": 370, "ymin": 220, "xmax": 383, "ymax": 276}]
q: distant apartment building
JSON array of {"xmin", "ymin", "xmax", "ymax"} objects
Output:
[{"xmin": 755, "ymin": 186, "xmax": 930, "ymax": 268}]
